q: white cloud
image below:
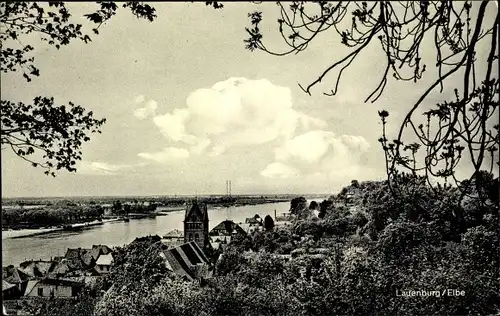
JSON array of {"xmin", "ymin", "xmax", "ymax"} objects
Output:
[
  {"xmin": 145, "ymin": 77, "xmax": 325, "ymax": 155},
  {"xmin": 208, "ymin": 144, "xmax": 226, "ymax": 157},
  {"xmin": 260, "ymin": 162, "xmax": 299, "ymax": 179},
  {"xmin": 266, "ymin": 130, "xmax": 377, "ymax": 184},
  {"xmin": 133, "ymin": 99, "xmax": 158, "ymax": 120},
  {"xmin": 138, "ymin": 147, "xmax": 190, "ymax": 163},
  {"xmin": 135, "ymin": 95, "xmax": 145, "ymax": 103},
  {"xmin": 77, "ymin": 161, "xmax": 146, "ymax": 176},
  {"xmin": 134, "ymin": 78, "xmax": 377, "ymax": 188},
  {"xmin": 340, "ymin": 134, "xmax": 371, "ymax": 152},
  {"xmin": 278, "ymin": 130, "xmax": 337, "ymax": 163}
]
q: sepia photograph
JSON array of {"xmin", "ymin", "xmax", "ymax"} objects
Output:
[{"xmin": 1, "ymin": 1, "xmax": 499, "ymax": 315}]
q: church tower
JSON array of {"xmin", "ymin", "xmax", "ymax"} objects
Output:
[{"xmin": 184, "ymin": 200, "xmax": 209, "ymax": 249}]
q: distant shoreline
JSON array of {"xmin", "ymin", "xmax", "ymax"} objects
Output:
[{"xmin": 1, "ymin": 199, "xmax": 304, "ymax": 240}]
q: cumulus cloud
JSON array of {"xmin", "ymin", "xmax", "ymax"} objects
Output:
[
  {"xmin": 142, "ymin": 77, "xmax": 326, "ymax": 156},
  {"xmin": 276, "ymin": 130, "xmax": 337, "ymax": 163},
  {"xmin": 133, "ymin": 99, "xmax": 158, "ymax": 120},
  {"xmin": 137, "ymin": 147, "xmax": 190, "ymax": 163},
  {"xmin": 260, "ymin": 162, "xmax": 299, "ymax": 179},
  {"xmin": 266, "ymin": 130, "xmax": 375, "ymax": 182},
  {"xmin": 134, "ymin": 77, "xmax": 379, "ymax": 188},
  {"xmin": 77, "ymin": 161, "xmax": 146, "ymax": 176},
  {"xmin": 135, "ymin": 95, "xmax": 145, "ymax": 103}
]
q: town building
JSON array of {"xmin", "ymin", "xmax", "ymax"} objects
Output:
[
  {"xmin": 162, "ymin": 229, "xmax": 184, "ymax": 247},
  {"xmin": 183, "ymin": 201, "xmax": 209, "ymax": 249},
  {"xmin": 209, "ymin": 220, "xmax": 247, "ymax": 250},
  {"xmin": 2, "ymin": 266, "xmax": 29, "ymax": 297},
  {"xmin": 23, "ymin": 278, "xmax": 83, "ymax": 298},
  {"xmin": 95, "ymin": 253, "xmax": 113, "ymax": 274},
  {"xmin": 210, "ymin": 220, "xmax": 247, "ymax": 237}
]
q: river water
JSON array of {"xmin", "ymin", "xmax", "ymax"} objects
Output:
[{"xmin": 2, "ymin": 198, "xmax": 328, "ymax": 266}]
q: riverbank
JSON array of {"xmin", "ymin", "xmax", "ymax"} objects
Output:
[{"xmin": 2, "ymin": 218, "xmax": 122, "ymax": 240}]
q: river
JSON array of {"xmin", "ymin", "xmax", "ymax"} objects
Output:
[{"xmin": 2, "ymin": 198, "xmax": 328, "ymax": 266}]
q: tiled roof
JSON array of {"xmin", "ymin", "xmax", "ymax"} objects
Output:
[
  {"xmin": 90, "ymin": 245, "xmax": 112, "ymax": 260},
  {"xmin": 210, "ymin": 220, "xmax": 247, "ymax": 236},
  {"xmin": 132, "ymin": 235, "xmax": 161, "ymax": 244},
  {"xmin": 161, "ymin": 241, "xmax": 210, "ymax": 280},
  {"xmin": 163, "ymin": 229, "xmax": 183, "ymax": 238},
  {"xmin": 3, "ymin": 266, "xmax": 29, "ymax": 284},
  {"xmin": 51, "ymin": 260, "xmax": 72, "ymax": 275},
  {"xmin": 2, "ymin": 280, "xmax": 16, "ymax": 291},
  {"xmin": 18, "ymin": 260, "xmax": 57, "ymax": 278}
]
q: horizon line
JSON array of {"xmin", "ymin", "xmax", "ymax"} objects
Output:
[{"xmin": 1, "ymin": 193, "xmax": 335, "ymax": 200}]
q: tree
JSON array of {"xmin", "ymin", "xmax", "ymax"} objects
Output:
[
  {"xmin": 351, "ymin": 180, "xmax": 360, "ymax": 189},
  {"xmin": 309, "ymin": 201, "xmax": 318, "ymax": 210},
  {"xmin": 264, "ymin": 215, "xmax": 275, "ymax": 231},
  {"xmin": 244, "ymin": 1, "xmax": 499, "ymax": 198},
  {"xmin": 1, "ymin": 2, "xmax": 158, "ymax": 176},
  {"xmin": 290, "ymin": 196, "xmax": 307, "ymax": 215}
]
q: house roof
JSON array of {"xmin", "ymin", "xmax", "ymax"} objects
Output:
[
  {"xmin": 132, "ymin": 235, "xmax": 162, "ymax": 244},
  {"xmin": 209, "ymin": 220, "xmax": 246, "ymax": 236},
  {"xmin": 90, "ymin": 245, "xmax": 112, "ymax": 260},
  {"xmin": 3, "ymin": 266, "xmax": 29, "ymax": 284},
  {"xmin": 96, "ymin": 253, "xmax": 113, "ymax": 265},
  {"xmin": 51, "ymin": 260, "xmax": 72, "ymax": 275},
  {"xmin": 24, "ymin": 278, "xmax": 83, "ymax": 296},
  {"xmin": 163, "ymin": 229, "xmax": 183, "ymax": 238},
  {"xmin": 64, "ymin": 248, "xmax": 94, "ymax": 267},
  {"xmin": 18, "ymin": 260, "xmax": 57, "ymax": 278},
  {"xmin": 161, "ymin": 241, "xmax": 210, "ymax": 280},
  {"xmin": 2, "ymin": 280, "xmax": 16, "ymax": 291}
]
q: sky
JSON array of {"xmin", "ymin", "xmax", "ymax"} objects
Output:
[{"xmin": 1, "ymin": 2, "xmax": 498, "ymax": 197}]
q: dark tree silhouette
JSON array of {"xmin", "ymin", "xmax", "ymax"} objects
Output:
[
  {"xmin": 264, "ymin": 215, "xmax": 275, "ymax": 231},
  {"xmin": 1, "ymin": 2, "xmax": 158, "ymax": 176},
  {"xmin": 244, "ymin": 1, "xmax": 499, "ymax": 200},
  {"xmin": 309, "ymin": 201, "xmax": 318, "ymax": 210}
]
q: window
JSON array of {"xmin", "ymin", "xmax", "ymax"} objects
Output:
[
  {"xmin": 189, "ymin": 234, "xmax": 193, "ymax": 241},
  {"xmin": 195, "ymin": 234, "xmax": 199, "ymax": 242},
  {"xmin": 38, "ymin": 288, "xmax": 44, "ymax": 297}
]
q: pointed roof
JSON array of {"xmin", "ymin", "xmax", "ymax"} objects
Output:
[
  {"xmin": 2, "ymin": 280, "xmax": 16, "ymax": 291},
  {"xmin": 90, "ymin": 245, "xmax": 112, "ymax": 261},
  {"xmin": 18, "ymin": 260, "xmax": 57, "ymax": 278},
  {"xmin": 64, "ymin": 248, "xmax": 94, "ymax": 267},
  {"xmin": 210, "ymin": 220, "xmax": 247, "ymax": 236},
  {"xmin": 3, "ymin": 266, "xmax": 29, "ymax": 284},
  {"xmin": 185, "ymin": 201, "xmax": 207, "ymax": 221}
]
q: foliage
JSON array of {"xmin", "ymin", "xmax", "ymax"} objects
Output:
[
  {"xmin": 263, "ymin": 214, "xmax": 275, "ymax": 230},
  {"xmin": 0, "ymin": 2, "xmax": 158, "ymax": 175},
  {"xmin": 1, "ymin": 98, "xmax": 106, "ymax": 176},
  {"xmin": 109, "ymin": 240, "xmax": 169, "ymax": 292},
  {"xmin": 308, "ymin": 200, "xmax": 318, "ymax": 210},
  {"xmin": 244, "ymin": 1, "xmax": 499, "ymax": 196},
  {"xmin": 46, "ymin": 174, "xmax": 499, "ymax": 315},
  {"xmin": 2, "ymin": 204, "xmax": 104, "ymax": 228},
  {"xmin": 290, "ymin": 196, "xmax": 307, "ymax": 214}
]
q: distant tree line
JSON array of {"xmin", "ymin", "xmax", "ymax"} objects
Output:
[{"xmin": 2, "ymin": 204, "xmax": 104, "ymax": 229}]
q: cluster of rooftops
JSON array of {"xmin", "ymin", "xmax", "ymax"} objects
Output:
[{"xmin": 3, "ymin": 202, "xmax": 297, "ymax": 314}]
